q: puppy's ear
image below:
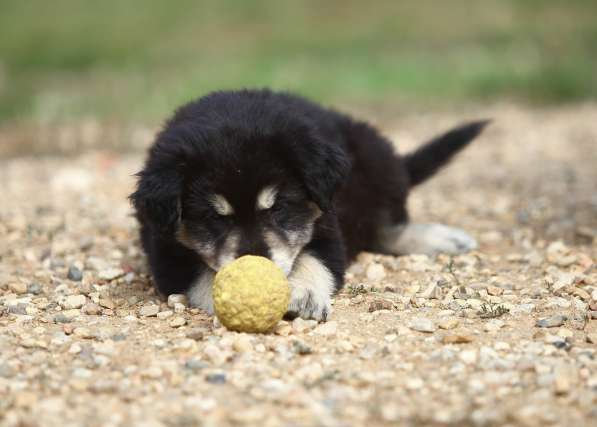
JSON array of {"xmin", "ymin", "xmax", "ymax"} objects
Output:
[
  {"xmin": 290, "ymin": 135, "xmax": 350, "ymax": 211},
  {"xmin": 130, "ymin": 140, "xmax": 187, "ymax": 234}
]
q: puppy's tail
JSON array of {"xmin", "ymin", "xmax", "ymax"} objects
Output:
[{"xmin": 404, "ymin": 120, "xmax": 490, "ymax": 187}]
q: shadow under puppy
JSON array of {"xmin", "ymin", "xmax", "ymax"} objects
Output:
[{"xmin": 131, "ymin": 89, "xmax": 488, "ymax": 321}]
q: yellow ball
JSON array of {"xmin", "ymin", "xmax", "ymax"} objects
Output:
[{"xmin": 213, "ymin": 255, "xmax": 290, "ymax": 333}]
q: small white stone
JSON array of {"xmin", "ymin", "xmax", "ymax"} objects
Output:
[
  {"xmin": 203, "ymin": 343, "xmax": 228, "ymax": 365},
  {"xmin": 61, "ymin": 294, "xmax": 86, "ymax": 310},
  {"xmin": 98, "ymin": 268, "xmax": 124, "ymax": 281},
  {"xmin": 139, "ymin": 305, "xmax": 160, "ymax": 317},
  {"xmin": 459, "ymin": 349, "xmax": 478, "ymax": 364},
  {"xmin": 157, "ymin": 310, "xmax": 173, "ymax": 320},
  {"xmin": 169, "ymin": 316, "xmax": 186, "ymax": 328},
  {"xmin": 68, "ymin": 343, "xmax": 82, "ymax": 354},
  {"xmin": 167, "ymin": 294, "xmax": 187, "ymax": 308},
  {"xmin": 173, "ymin": 302, "xmax": 186, "ymax": 313},
  {"xmin": 484, "ymin": 319, "xmax": 505, "ymax": 332},
  {"xmin": 232, "ymin": 335, "xmax": 253, "ymax": 353},
  {"xmin": 292, "ymin": 317, "xmax": 318, "ymax": 333},
  {"xmin": 73, "ymin": 327, "xmax": 93, "ymax": 339},
  {"xmin": 141, "ymin": 366, "xmax": 163, "ymax": 379},
  {"xmin": 409, "ymin": 317, "xmax": 436, "ymax": 333},
  {"xmin": 366, "ymin": 263, "xmax": 386, "ymax": 281},
  {"xmin": 314, "ymin": 321, "xmax": 338, "ymax": 336},
  {"xmin": 494, "ymin": 341, "xmax": 510, "ymax": 351}
]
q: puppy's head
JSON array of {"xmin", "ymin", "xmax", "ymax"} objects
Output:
[{"xmin": 131, "ymin": 113, "xmax": 350, "ymax": 275}]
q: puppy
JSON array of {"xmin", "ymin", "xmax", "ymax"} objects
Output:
[{"xmin": 131, "ymin": 89, "xmax": 487, "ymax": 321}]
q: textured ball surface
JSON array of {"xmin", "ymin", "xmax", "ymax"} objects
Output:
[{"xmin": 213, "ymin": 255, "xmax": 290, "ymax": 333}]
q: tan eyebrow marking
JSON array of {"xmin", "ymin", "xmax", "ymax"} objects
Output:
[
  {"xmin": 210, "ymin": 194, "xmax": 234, "ymax": 216},
  {"xmin": 256, "ymin": 186, "xmax": 277, "ymax": 210}
]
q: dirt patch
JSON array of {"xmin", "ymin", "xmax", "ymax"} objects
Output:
[{"xmin": 0, "ymin": 105, "xmax": 595, "ymax": 426}]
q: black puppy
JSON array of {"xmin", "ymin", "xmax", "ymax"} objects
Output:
[{"xmin": 131, "ymin": 89, "xmax": 487, "ymax": 321}]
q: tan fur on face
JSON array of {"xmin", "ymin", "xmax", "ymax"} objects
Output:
[
  {"xmin": 256, "ymin": 186, "xmax": 277, "ymax": 210},
  {"xmin": 210, "ymin": 194, "xmax": 234, "ymax": 216}
]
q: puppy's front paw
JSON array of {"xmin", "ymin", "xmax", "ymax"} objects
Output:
[
  {"xmin": 285, "ymin": 252, "xmax": 337, "ymax": 322},
  {"xmin": 286, "ymin": 285, "xmax": 332, "ymax": 322}
]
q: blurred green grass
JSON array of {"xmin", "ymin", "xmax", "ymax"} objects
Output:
[{"xmin": 1, "ymin": 0, "xmax": 596, "ymax": 126}]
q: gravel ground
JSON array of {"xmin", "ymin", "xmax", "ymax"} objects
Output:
[{"xmin": 1, "ymin": 104, "xmax": 596, "ymax": 427}]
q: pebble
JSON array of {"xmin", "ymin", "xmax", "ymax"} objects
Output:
[
  {"xmin": 586, "ymin": 333, "xmax": 597, "ymax": 344},
  {"xmin": 141, "ymin": 366, "xmax": 163, "ymax": 379},
  {"xmin": 232, "ymin": 335, "xmax": 253, "ymax": 353},
  {"xmin": 8, "ymin": 282, "xmax": 28, "ymax": 294},
  {"xmin": 169, "ymin": 316, "xmax": 186, "ymax": 328},
  {"xmin": 486, "ymin": 285, "xmax": 504, "ymax": 296},
  {"xmin": 167, "ymin": 294, "xmax": 187, "ymax": 307},
  {"xmin": 274, "ymin": 322, "xmax": 292, "ymax": 336},
  {"xmin": 441, "ymin": 332, "xmax": 474, "ymax": 344},
  {"xmin": 420, "ymin": 281, "xmax": 441, "ymax": 299},
  {"xmin": 203, "ymin": 343, "xmax": 228, "ymax": 365},
  {"xmin": 98, "ymin": 268, "xmax": 124, "ymax": 281},
  {"xmin": 459, "ymin": 349, "xmax": 478, "ymax": 364},
  {"xmin": 184, "ymin": 358, "xmax": 208, "ymax": 372},
  {"xmin": 292, "ymin": 317, "xmax": 318, "ymax": 333},
  {"xmin": 139, "ymin": 305, "xmax": 160, "ymax": 317},
  {"xmin": 82, "ymin": 303, "xmax": 101, "ymax": 315},
  {"xmin": 314, "ymin": 321, "xmax": 338, "ymax": 336},
  {"xmin": 186, "ymin": 328, "xmax": 206, "ymax": 341},
  {"xmin": 173, "ymin": 303, "xmax": 186, "ymax": 313},
  {"xmin": 366, "ymin": 263, "xmax": 386, "ymax": 281},
  {"xmin": 368, "ymin": 298, "xmax": 393, "ymax": 312},
  {"xmin": 27, "ymin": 282, "xmax": 43, "ymax": 295},
  {"xmin": 98, "ymin": 296, "xmax": 116, "ymax": 309},
  {"xmin": 61, "ymin": 294, "xmax": 86, "ymax": 309},
  {"xmin": 54, "ymin": 309, "xmax": 81, "ymax": 323},
  {"xmin": 205, "ymin": 372, "xmax": 226, "ymax": 384},
  {"xmin": 67, "ymin": 266, "xmax": 83, "ymax": 281},
  {"xmin": 292, "ymin": 339, "xmax": 313, "ymax": 355},
  {"xmin": 536, "ymin": 315, "xmax": 567, "ymax": 328},
  {"xmin": 572, "ymin": 287, "xmax": 591, "ymax": 301},
  {"xmin": 73, "ymin": 327, "xmax": 93, "ymax": 339},
  {"xmin": 157, "ymin": 310, "xmax": 174, "ymax": 320},
  {"xmin": 438, "ymin": 318, "xmax": 460, "ymax": 330},
  {"xmin": 409, "ymin": 317, "xmax": 436, "ymax": 333},
  {"xmin": 484, "ymin": 319, "xmax": 505, "ymax": 332}
]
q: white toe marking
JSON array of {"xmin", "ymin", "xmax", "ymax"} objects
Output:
[
  {"xmin": 186, "ymin": 269, "xmax": 215, "ymax": 314},
  {"xmin": 287, "ymin": 252, "xmax": 335, "ymax": 321},
  {"xmin": 380, "ymin": 223, "xmax": 477, "ymax": 256},
  {"xmin": 256, "ymin": 185, "xmax": 277, "ymax": 210},
  {"xmin": 210, "ymin": 194, "xmax": 234, "ymax": 216}
]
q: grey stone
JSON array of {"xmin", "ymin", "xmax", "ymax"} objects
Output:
[
  {"xmin": 536, "ymin": 315, "xmax": 567, "ymax": 328},
  {"xmin": 67, "ymin": 266, "xmax": 83, "ymax": 281}
]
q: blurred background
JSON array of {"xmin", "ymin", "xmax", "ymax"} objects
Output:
[{"xmin": 1, "ymin": 0, "xmax": 596, "ymax": 156}]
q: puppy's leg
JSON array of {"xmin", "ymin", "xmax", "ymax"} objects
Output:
[
  {"xmin": 186, "ymin": 269, "xmax": 215, "ymax": 315},
  {"xmin": 379, "ymin": 223, "xmax": 477, "ymax": 256},
  {"xmin": 285, "ymin": 224, "xmax": 346, "ymax": 322}
]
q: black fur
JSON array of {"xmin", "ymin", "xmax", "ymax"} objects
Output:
[{"xmin": 131, "ymin": 89, "xmax": 487, "ymax": 310}]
